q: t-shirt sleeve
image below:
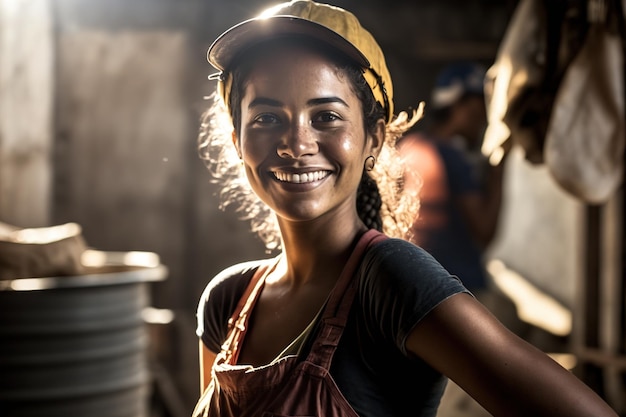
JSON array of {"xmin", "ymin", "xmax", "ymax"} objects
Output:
[
  {"xmin": 195, "ymin": 261, "xmax": 259, "ymax": 353},
  {"xmin": 358, "ymin": 238, "xmax": 471, "ymax": 356}
]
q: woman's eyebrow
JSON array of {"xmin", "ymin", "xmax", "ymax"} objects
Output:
[
  {"xmin": 248, "ymin": 97, "xmax": 282, "ymax": 108},
  {"xmin": 307, "ymin": 97, "xmax": 349, "ymax": 107},
  {"xmin": 247, "ymin": 96, "xmax": 349, "ymax": 109}
]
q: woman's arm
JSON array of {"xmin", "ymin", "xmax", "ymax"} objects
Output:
[
  {"xmin": 199, "ymin": 341, "xmax": 218, "ymax": 393},
  {"xmin": 407, "ymin": 293, "xmax": 618, "ymax": 417}
]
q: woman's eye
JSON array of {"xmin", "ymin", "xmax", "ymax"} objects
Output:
[
  {"xmin": 314, "ymin": 112, "xmax": 341, "ymax": 123},
  {"xmin": 253, "ymin": 113, "xmax": 280, "ymax": 125}
]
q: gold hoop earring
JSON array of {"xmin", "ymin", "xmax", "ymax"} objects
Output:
[{"xmin": 364, "ymin": 155, "xmax": 376, "ymax": 171}]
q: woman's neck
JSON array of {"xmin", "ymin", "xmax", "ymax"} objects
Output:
[{"xmin": 274, "ymin": 217, "xmax": 368, "ymax": 287}]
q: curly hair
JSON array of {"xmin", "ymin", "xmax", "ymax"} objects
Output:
[{"xmin": 198, "ymin": 43, "xmax": 422, "ymax": 252}]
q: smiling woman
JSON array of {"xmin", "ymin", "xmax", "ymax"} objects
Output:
[
  {"xmin": 199, "ymin": 24, "xmax": 420, "ymax": 252},
  {"xmin": 192, "ymin": 1, "xmax": 620, "ymax": 417}
]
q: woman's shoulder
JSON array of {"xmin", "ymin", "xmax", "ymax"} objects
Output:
[
  {"xmin": 196, "ymin": 258, "xmax": 273, "ymax": 350},
  {"xmin": 360, "ymin": 236, "xmax": 469, "ymax": 311},
  {"xmin": 198, "ymin": 259, "xmax": 269, "ymax": 306},
  {"xmin": 365, "ymin": 236, "xmax": 450, "ymax": 276},
  {"xmin": 357, "ymin": 237, "xmax": 469, "ymax": 349}
]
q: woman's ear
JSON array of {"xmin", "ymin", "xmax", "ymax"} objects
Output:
[{"xmin": 368, "ymin": 119, "xmax": 386, "ymax": 158}]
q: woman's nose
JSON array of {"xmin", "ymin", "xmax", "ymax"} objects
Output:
[{"xmin": 277, "ymin": 121, "xmax": 318, "ymax": 159}]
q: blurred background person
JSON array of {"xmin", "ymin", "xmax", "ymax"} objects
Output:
[
  {"xmin": 398, "ymin": 61, "xmax": 510, "ymax": 306},
  {"xmin": 398, "ymin": 60, "xmax": 521, "ymax": 417}
]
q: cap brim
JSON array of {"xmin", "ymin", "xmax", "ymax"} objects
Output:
[{"xmin": 208, "ymin": 15, "xmax": 370, "ymax": 72}]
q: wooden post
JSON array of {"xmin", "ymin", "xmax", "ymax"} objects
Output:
[{"xmin": 0, "ymin": 0, "xmax": 54, "ymax": 227}]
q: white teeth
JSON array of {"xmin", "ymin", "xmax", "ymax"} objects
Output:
[{"xmin": 273, "ymin": 170, "xmax": 329, "ymax": 184}]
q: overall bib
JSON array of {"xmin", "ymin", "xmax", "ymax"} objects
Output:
[{"xmin": 193, "ymin": 229, "xmax": 387, "ymax": 417}]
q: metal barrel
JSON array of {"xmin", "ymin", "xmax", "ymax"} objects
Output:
[{"xmin": 0, "ymin": 263, "xmax": 167, "ymax": 417}]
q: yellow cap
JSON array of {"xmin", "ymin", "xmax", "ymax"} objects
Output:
[{"xmin": 208, "ymin": 0, "xmax": 394, "ymax": 122}]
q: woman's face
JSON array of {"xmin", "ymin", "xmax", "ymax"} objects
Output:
[{"xmin": 234, "ymin": 43, "xmax": 381, "ymax": 224}]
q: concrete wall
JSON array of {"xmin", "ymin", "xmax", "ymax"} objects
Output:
[
  {"xmin": 487, "ymin": 147, "xmax": 585, "ymax": 308},
  {"xmin": 0, "ymin": 0, "xmax": 54, "ymax": 227}
]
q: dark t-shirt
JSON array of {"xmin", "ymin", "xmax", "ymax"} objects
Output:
[{"xmin": 197, "ymin": 237, "xmax": 469, "ymax": 417}]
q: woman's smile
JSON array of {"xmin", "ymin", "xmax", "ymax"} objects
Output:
[{"xmin": 272, "ymin": 169, "xmax": 331, "ymax": 184}]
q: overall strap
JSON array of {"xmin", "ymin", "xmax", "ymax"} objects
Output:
[
  {"xmin": 307, "ymin": 229, "xmax": 388, "ymax": 369},
  {"xmin": 218, "ymin": 256, "xmax": 280, "ymax": 365}
]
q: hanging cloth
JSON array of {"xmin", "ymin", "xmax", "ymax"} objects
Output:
[
  {"xmin": 544, "ymin": 0, "xmax": 625, "ymax": 203},
  {"xmin": 482, "ymin": 0, "xmax": 586, "ymax": 166}
]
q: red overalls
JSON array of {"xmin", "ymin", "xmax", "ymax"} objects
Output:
[{"xmin": 193, "ymin": 229, "xmax": 387, "ymax": 417}]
